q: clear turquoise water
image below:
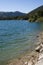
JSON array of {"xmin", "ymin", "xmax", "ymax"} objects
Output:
[{"xmin": 0, "ymin": 20, "xmax": 43, "ymax": 65}]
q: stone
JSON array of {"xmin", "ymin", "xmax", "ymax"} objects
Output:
[
  {"xmin": 40, "ymin": 48, "xmax": 43, "ymax": 52},
  {"xmin": 38, "ymin": 53, "xmax": 43, "ymax": 60},
  {"xmin": 28, "ymin": 61, "xmax": 32, "ymax": 65},
  {"xmin": 24, "ymin": 61, "xmax": 28, "ymax": 65},
  {"xmin": 35, "ymin": 45, "xmax": 41, "ymax": 52}
]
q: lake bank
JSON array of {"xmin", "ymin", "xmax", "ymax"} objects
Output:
[
  {"xmin": 7, "ymin": 32, "xmax": 43, "ymax": 65},
  {"xmin": 29, "ymin": 17, "xmax": 43, "ymax": 22}
]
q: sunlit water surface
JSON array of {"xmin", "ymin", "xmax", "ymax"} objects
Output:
[{"xmin": 0, "ymin": 20, "xmax": 43, "ymax": 65}]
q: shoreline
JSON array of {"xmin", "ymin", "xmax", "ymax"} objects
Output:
[{"xmin": 7, "ymin": 32, "xmax": 43, "ymax": 65}]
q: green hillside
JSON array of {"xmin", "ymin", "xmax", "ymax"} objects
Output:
[
  {"xmin": 14, "ymin": 5, "xmax": 43, "ymax": 22},
  {"xmin": 27, "ymin": 5, "xmax": 43, "ymax": 22},
  {"xmin": 0, "ymin": 5, "xmax": 43, "ymax": 22}
]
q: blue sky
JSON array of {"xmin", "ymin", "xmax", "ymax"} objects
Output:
[{"xmin": 0, "ymin": 0, "xmax": 43, "ymax": 13}]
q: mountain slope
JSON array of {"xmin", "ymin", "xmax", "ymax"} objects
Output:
[
  {"xmin": 27, "ymin": 5, "xmax": 43, "ymax": 15},
  {"xmin": 0, "ymin": 5, "xmax": 43, "ymax": 21},
  {"xmin": 16, "ymin": 5, "xmax": 43, "ymax": 21},
  {"xmin": 0, "ymin": 11, "xmax": 26, "ymax": 19},
  {"xmin": 26, "ymin": 5, "xmax": 43, "ymax": 22}
]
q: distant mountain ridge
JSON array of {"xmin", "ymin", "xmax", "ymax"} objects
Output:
[
  {"xmin": 0, "ymin": 11, "xmax": 26, "ymax": 17},
  {"xmin": 0, "ymin": 5, "xmax": 43, "ymax": 21}
]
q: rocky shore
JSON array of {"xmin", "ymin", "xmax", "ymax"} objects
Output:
[{"xmin": 7, "ymin": 32, "xmax": 43, "ymax": 65}]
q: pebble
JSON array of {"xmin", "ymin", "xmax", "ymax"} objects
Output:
[
  {"xmin": 28, "ymin": 61, "xmax": 32, "ymax": 65},
  {"xmin": 24, "ymin": 61, "xmax": 28, "ymax": 65}
]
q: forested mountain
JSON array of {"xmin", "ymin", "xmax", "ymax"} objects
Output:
[
  {"xmin": 27, "ymin": 5, "xmax": 43, "ymax": 22},
  {"xmin": 0, "ymin": 5, "xmax": 43, "ymax": 22},
  {"xmin": 0, "ymin": 11, "xmax": 26, "ymax": 20}
]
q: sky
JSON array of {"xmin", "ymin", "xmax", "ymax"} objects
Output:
[{"xmin": 0, "ymin": 0, "xmax": 43, "ymax": 13}]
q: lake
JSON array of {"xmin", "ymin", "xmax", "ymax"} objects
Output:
[{"xmin": 0, "ymin": 20, "xmax": 43, "ymax": 65}]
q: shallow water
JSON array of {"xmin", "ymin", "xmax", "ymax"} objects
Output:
[{"xmin": 0, "ymin": 20, "xmax": 43, "ymax": 65}]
